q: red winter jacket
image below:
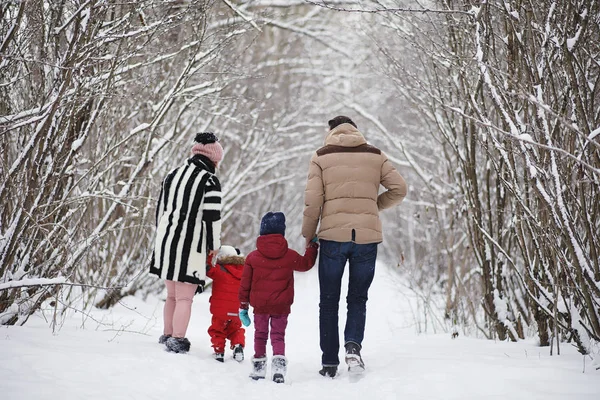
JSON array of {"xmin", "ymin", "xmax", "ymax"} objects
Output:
[
  {"xmin": 239, "ymin": 234, "xmax": 318, "ymax": 315},
  {"xmin": 207, "ymin": 254, "xmax": 245, "ymax": 318}
]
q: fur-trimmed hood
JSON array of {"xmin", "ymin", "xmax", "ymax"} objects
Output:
[{"xmin": 216, "ymin": 255, "xmax": 245, "ymax": 266}]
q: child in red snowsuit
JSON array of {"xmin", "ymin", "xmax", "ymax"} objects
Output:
[
  {"xmin": 238, "ymin": 211, "xmax": 318, "ymax": 383},
  {"xmin": 206, "ymin": 245, "xmax": 246, "ymax": 362}
]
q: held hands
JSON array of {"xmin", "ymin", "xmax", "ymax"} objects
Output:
[
  {"xmin": 306, "ymin": 236, "xmax": 319, "ymax": 249},
  {"xmin": 239, "ymin": 309, "xmax": 251, "ymax": 327},
  {"xmin": 208, "ymin": 250, "xmax": 218, "ymax": 266}
]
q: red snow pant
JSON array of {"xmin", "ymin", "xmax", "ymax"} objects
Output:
[{"xmin": 208, "ymin": 315, "xmax": 245, "ymax": 353}]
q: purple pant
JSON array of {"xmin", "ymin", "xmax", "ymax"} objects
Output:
[{"xmin": 253, "ymin": 313, "xmax": 289, "ymax": 358}]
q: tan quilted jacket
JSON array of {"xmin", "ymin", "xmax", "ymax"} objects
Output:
[{"xmin": 302, "ymin": 123, "xmax": 407, "ymax": 244}]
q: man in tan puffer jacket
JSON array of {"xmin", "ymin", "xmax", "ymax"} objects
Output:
[{"xmin": 302, "ymin": 116, "xmax": 407, "ymax": 378}]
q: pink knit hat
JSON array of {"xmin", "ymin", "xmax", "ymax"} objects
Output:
[{"xmin": 191, "ymin": 132, "xmax": 224, "ymax": 165}]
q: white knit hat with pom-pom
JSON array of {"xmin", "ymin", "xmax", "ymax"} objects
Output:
[{"xmin": 218, "ymin": 245, "xmax": 242, "ymax": 259}]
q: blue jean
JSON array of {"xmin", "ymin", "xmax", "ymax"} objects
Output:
[{"xmin": 318, "ymin": 239, "xmax": 377, "ymax": 366}]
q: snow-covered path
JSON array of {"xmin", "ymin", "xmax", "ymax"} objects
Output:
[{"xmin": 1, "ymin": 262, "xmax": 599, "ymax": 400}]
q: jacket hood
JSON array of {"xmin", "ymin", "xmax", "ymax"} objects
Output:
[
  {"xmin": 324, "ymin": 123, "xmax": 367, "ymax": 147},
  {"xmin": 256, "ymin": 234, "xmax": 288, "ymax": 260},
  {"xmin": 218, "ymin": 261, "xmax": 245, "ymax": 279}
]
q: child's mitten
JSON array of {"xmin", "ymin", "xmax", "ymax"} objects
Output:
[{"xmin": 239, "ymin": 309, "xmax": 251, "ymax": 327}]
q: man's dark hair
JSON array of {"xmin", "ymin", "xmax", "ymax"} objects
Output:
[{"xmin": 328, "ymin": 116, "xmax": 357, "ymax": 130}]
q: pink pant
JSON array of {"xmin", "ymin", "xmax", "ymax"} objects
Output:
[
  {"xmin": 163, "ymin": 280, "xmax": 198, "ymax": 338},
  {"xmin": 253, "ymin": 313, "xmax": 289, "ymax": 358}
]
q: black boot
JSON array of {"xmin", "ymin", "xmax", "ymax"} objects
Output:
[
  {"xmin": 165, "ymin": 337, "xmax": 191, "ymax": 353},
  {"xmin": 158, "ymin": 334, "xmax": 171, "ymax": 344},
  {"xmin": 319, "ymin": 365, "xmax": 338, "ymax": 378},
  {"xmin": 344, "ymin": 341, "xmax": 365, "ymax": 373},
  {"xmin": 213, "ymin": 352, "xmax": 224, "ymax": 362},
  {"xmin": 232, "ymin": 344, "xmax": 244, "ymax": 362}
]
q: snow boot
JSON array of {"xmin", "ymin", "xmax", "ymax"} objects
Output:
[
  {"xmin": 319, "ymin": 365, "xmax": 338, "ymax": 378},
  {"xmin": 344, "ymin": 341, "xmax": 365, "ymax": 373},
  {"xmin": 165, "ymin": 337, "xmax": 191, "ymax": 354},
  {"xmin": 272, "ymin": 355, "xmax": 287, "ymax": 383},
  {"xmin": 158, "ymin": 334, "xmax": 171, "ymax": 344},
  {"xmin": 213, "ymin": 345, "xmax": 225, "ymax": 360},
  {"xmin": 213, "ymin": 352, "xmax": 224, "ymax": 362},
  {"xmin": 232, "ymin": 344, "xmax": 244, "ymax": 362},
  {"xmin": 249, "ymin": 357, "xmax": 267, "ymax": 380}
]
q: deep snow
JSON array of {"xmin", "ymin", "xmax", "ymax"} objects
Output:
[{"xmin": 1, "ymin": 261, "xmax": 599, "ymax": 400}]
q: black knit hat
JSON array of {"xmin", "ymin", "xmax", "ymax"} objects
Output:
[
  {"xmin": 260, "ymin": 212, "xmax": 286, "ymax": 236},
  {"xmin": 194, "ymin": 132, "xmax": 218, "ymax": 144},
  {"xmin": 328, "ymin": 116, "xmax": 357, "ymax": 130}
]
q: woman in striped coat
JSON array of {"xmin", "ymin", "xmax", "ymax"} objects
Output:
[{"xmin": 150, "ymin": 132, "xmax": 223, "ymax": 353}]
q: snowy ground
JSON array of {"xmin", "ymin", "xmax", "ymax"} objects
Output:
[{"xmin": 1, "ymin": 262, "xmax": 599, "ymax": 400}]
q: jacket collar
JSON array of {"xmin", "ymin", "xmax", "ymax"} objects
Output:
[
  {"xmin": 324, "ymin": 123, "xmax": 367, "ymax": 147},
  {"xmin": 188, "ymin": 154, "xmax": 216, "ymax": 173}
]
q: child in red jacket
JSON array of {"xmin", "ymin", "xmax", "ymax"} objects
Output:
[
  {"xmin": 238, "ymin": 211, "xmax": 318, "ymax": 383},
  {"xmin": 207, "ymin": 245, "xmax": 246, "ymax": 362}
]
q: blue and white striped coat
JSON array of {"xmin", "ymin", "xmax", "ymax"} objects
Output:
[{"xmin": 150, "ymin": 155, "xmax": 221, "ymax": 285}]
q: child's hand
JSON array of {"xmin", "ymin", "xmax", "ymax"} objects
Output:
[
  {"xmin": 306, "ymin": 236, "xmax": 318, "ymax": 248},
  {"xmin": 239, "ymin": 309, "xmax": 251, "ymax": 327},
  {"xmin": 207, "ymin": 250, "xmax": 217, "ymax": 266}
]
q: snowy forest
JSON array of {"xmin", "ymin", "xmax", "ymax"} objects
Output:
[{"xmin": 1, "ymin": 0, "xmax": 599, "ymax": 362}]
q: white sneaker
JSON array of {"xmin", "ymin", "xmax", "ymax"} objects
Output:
[{"xmin": 345, "ymin": 342, "xmax": 365, "ymax": 374}]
